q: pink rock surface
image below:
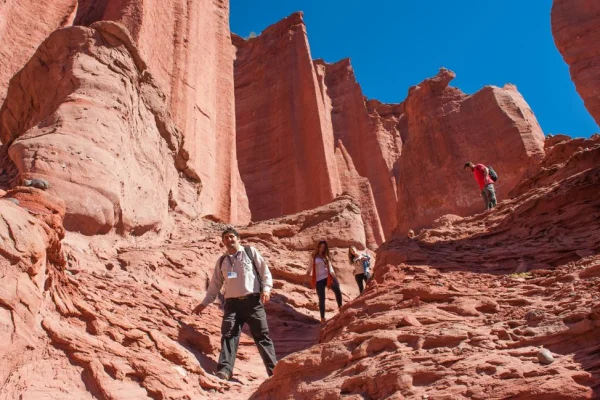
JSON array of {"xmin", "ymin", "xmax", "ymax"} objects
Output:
[
  {"xmin": 552, "ymin": 0, "xmax": 600, "ymax": 126},
  {"xmin": 233, "ymin": 13, "xmax": 341, "ymax": 223},
  {"xmin": 0, "ymin": 0, "xmax": 78, "ymax": 117},
  {"xmin": 74, "ymin": 0, "xmax": 250, "ymax": 224},
  {"xmin": 252, "ymin": 141, "xmax": 600, "ymax": 400},
  {"xmin": 0, "ymin": 188, "xmax": 368, "ymax": 399},
  {"xmin": 317, "ymin": 58, "xmax": 402, "ymax": 239},
  {"xmin": 0, "ymin": 22, "xmax": 199, "ymax": 235},
  {"xmin": 396, "ymin": 68, "xmax": 546, "ymax": 233}
]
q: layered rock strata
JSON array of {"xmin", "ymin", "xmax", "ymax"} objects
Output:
[
  {"xmin": 233, "ymin": 13, "xmax": 341, "ymax": 224},
  {"xmin": 252, "ymin": 140, "xmax": 600, "ymax": 400},
  {"xmin": 74, "ymin": 0, "xmax": 250, "ymax": 224},
  {"xmin": 396, "ymin": 68, "xmax": 545, "ymax": 233},
  {"xmin": 0, "ymin": 22, "xmax": 199, "ymax": 235},
  {"xmin": 0, "ymin": 0, "xmax": 78, "ymax": 114}
]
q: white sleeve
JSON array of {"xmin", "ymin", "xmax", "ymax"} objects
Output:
[
  {"xmin": 252, "ymin": 247, "xmax": 273, "ymax": 293},
  {"xmin": 201, "ymin": 258, "xmax": 224, "ymax": 306}
]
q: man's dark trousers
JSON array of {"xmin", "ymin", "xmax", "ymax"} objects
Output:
[{"xmin": 217, "ymin": 294, "xmax": 277, "ymax": 377}]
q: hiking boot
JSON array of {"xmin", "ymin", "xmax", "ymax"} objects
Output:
[
  {"xmin": 214, "ymin": 370, "xmax": 231, "ymax": 380},
  {"xmin": 320, "ymin": 317, "xmax": 326, "ymax": 324}
]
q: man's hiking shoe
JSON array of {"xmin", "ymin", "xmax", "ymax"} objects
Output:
[{"xmin": 214, "ymin": 370, "xmax": 231, "ymax": 380}]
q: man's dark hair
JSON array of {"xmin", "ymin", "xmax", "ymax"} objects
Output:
[
  {"xmin": 464, "ymin": 162, "xmax": 474, "ymax": 170},
  {"xmin": 222, "ymin": 227, "xmax": 240, "ymax": 238}
]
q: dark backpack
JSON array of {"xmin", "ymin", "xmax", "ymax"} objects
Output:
[
  {"xmin": 218, "ymin": 245, "xmax": 263, "ymax": 291},
  {"xmin": 487, "ymin": 166, "xmax": 498, "ymax": 182}
]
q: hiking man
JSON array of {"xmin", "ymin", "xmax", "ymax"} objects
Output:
[
  {"xmin": 192, "ymin": 227, "xmax": 277, "ymax": 380},
  {"xmin": 464, "ymin": 162, "xmax": 497, "ymax": 210}
]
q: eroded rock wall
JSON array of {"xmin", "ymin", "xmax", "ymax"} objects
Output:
[
  {"xmin": 552, "ymin": 0, "xmax": 600, "ymax": 127},
  {"xmin": 0, "ymin": 22, "xmax": 198, "ymax": 235},
  {"xmin": 234, "ymin": 13, "xmax": 341, "ymax": 222},
  {"xmin": 74, "ymin": 0, "xmax": 250, "ymax": 224},
  {"xmin": 0, "ymin": 0, "xmax": 78, "ymax": 115},
  {"xmin": 396, "ymin": 68, "xmax": 546, "ymax": 233}
]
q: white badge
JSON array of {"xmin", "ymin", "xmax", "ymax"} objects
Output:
[{"xmin": 227, "ymin": 271, "xmax": 238, "ymax": 279}]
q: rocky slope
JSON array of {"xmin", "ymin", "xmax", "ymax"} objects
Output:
[
  {"xmin": 252, "ymin": 136, "xmax": 600, "ymax": 400},
  {"xmin": 0, "ymin": 189, "xmax": 366, "ymax": 399},
  {"xmin": 0, "ymin": 2, "xmax": 599, "ymax": 399}
]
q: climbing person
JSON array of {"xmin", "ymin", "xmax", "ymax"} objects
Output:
[
  {"xmin": 304, "ymin": 240, "xmax": 343, "ymax": 323},
  {"xmin": 192, "ymin": 227, "xmax": 277, "ymax": 381},
  {"xmin": 348, "ymin": 246, "xmax": 371, "ymax": 294},
  {"xmin": 464, "ymin": 162, "xmax": 497, "ymax": 210}
]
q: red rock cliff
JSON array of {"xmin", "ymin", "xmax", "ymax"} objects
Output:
[
  {"xmin": 316, "ymin": 58, "xmax": 402, "ymax": 239},
  {"xmin": 0, "ymin": 22, "xmax": 199, "ymax": 235},
  {"xmin": 396, "ymin": 68, "xmax": 545, "ymax": 233},
  {"xmin": 552, "ymin": 0, "xmax": 600, "ymax": 127},
  {"xmin": 233, "ymin": 13, "xmax": 341, "ymax": 222},
  {"xmin": 0, "ymin": 0, "xmax": 78, "ymax": 124},
  {"xmin": 74, "ymin": 0, "xmax": 250, "ymax": 224}
]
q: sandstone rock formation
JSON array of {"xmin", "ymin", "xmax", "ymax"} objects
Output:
[
  {"xmin": 74, "ymin": 0, "xmax": 250, "ymax": 224},
  {"xmin": 396, "ymin": 68, "xmax": 546, "ymax": 233},
  {"xmin": 552, "ymin": 0, "xmax": 600, "ymax": 126},
  {"xmin": 0, "ymin": 22, "xmax": 199, "ymax": 235},
  {"xmin": 234, "ymin": 13, "xmax": 546, "ymax": 244},
  {"xmin": 252, "ymin": 142, "xmax": 600, "ymax": 400},
  {"xmin": 316, "ymin": 59, "xmax": 401, "ymax": 239},
  {"xmin": 233, "ymin": 13, "xmax": 341, "ymax": 224},
  {"xmin": 0, "ymin": 189, "xmax": 367, "ymax": 399},
  {"xmin": 1, "ymin": 3, "xmax": 599, "ymax": 400},
  {"xmin": 0, "ymin": 0, "xmax": 78, "ymax": 115}
]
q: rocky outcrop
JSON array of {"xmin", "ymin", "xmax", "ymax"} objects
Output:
[
  {"xmin": 552, "ymin": 0, "xmax": 600, "ymax": 126},
  {"xmin": 234, "ymin": 15, "xmax": 546, "ymax": 243},
  {"xmin": 0, "ymin": 22, "xmax": 199, "ymax": 235},
  {"xmin": 511, "ymin": 134, "xmax": 600, "ymax": 197},
  {"xmin": 316, "ymin": 58, "xmax": 402, "ymax": 239},
  {"xmin": 0, "ymin": 0, "xmax": 78, "ymax": 115},
  {"xmin": 252, "ymin": 140, "xmax": 600, "ymax": 400},
  {"xmin": 396, "ymin": 68, "xmax": 546, "ymax": 233},
  {"xmin": 233, "ymin": 13, "xmax": 341, "ymax": 224},
  {"xmin": 74, "ymin": 0, "xmax": 250, "ymax": 224},
  {"xmin": 0, "ymin": 189, "xmax": 67, "ymax": 398},
  {"xmin": 0, "ymin": 188, "xmax": 369, "ymax": 398}
]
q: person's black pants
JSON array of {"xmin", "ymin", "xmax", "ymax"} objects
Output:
[
  {"xmin": 217, "ymin": 294, "xmax": 277, "ymax": 377},
  {"xmin": 316, "ymin": 278, "xmax": 342, "ymax": 319},
  {"xmin": 354, "ymin": 273, "xmax": 367, "ymax": 293}
]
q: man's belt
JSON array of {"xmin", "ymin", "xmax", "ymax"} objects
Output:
[{"xmin": 226, "ymin": 293, "xmax": 260, "ymax": 302}]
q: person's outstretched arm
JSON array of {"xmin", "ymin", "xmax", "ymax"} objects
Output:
[{"xmin": 192, "ymin": 259, "xmax": 224, "ymax": 314}]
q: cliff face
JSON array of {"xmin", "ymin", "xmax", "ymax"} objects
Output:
[
  {"xmin": 396, "ymin": 69, "xmax": 545, "ymax": 233},
  {"xmin": 318, "ymin": 58, "xmax": 402, "ymax": 239},
  {"xmin": 0, "ymin": 23, "xmax": 198, "ymax": 235},
  {"xmin": 0, "ymin": 0, "xmax": 78, "ymax": 119},
  {"xmin": 74, "ymin": 0, "xmax": 250, "ymax": 224},
  {"xmin": 552, "ymin": 0, "xmax": 600, "ymax": 127},
  {"xmin": 234, "ymin": 14, "xmax": 545, "ymax": 244},
  {"xmin": 233, "ymin": 13, "xmax": 340, "ymax": 224},
  {"xmin": 252, "ymin": 137, "xmax": 600, "ymax": 400}
]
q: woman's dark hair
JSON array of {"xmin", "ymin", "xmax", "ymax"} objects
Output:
[
  {"xmin": 311, "ymin": 240, "xmax": 331, "ymax": 264},
  {"xmin": 221, "ymin": 227, "xmax": 240, "ymax": 238},
  {"xmin": 347, "ymin": 246, "xmax": 358, "ymax": 263}
]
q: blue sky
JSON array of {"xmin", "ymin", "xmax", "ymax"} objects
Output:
[{"xmin": 230, "ymin": 1, "xmax": 598, "ymax": 138}]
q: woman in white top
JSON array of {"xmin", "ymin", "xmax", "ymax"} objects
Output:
[
  {"xmin": 348, "ymin": 246, "xmax": 371, "ymax": 294},
  {"xmin": 304, "ymin": 240, "xmax": 343, "ymax": 323}
]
